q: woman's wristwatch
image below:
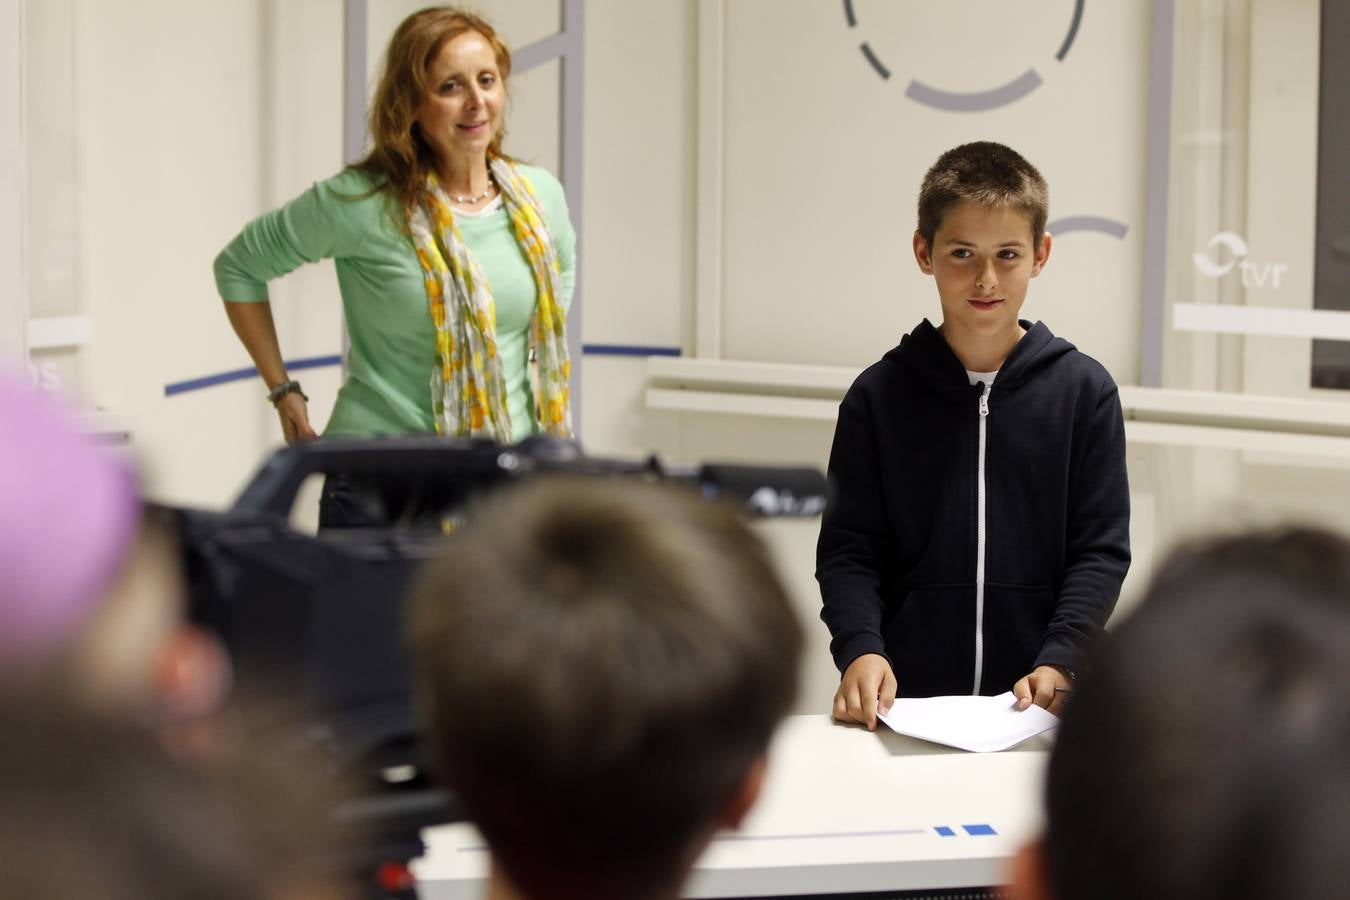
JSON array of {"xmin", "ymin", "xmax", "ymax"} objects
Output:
[{"xmin": 267, "ymin": 379, "xmax": 309, "ymax": 406}]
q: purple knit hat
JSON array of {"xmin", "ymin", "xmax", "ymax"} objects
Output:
[{"xmin": 0, "ymin": 375, "xmax": 141, "ymax": 665}]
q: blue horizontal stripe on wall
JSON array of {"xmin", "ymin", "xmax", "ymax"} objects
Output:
[
  {"xmin": 166, "ymin": 345, "xmax": 679, "ymax": 397},
  {"xmin": 582, "ymin": 344, "xmax": 681, "ymax": 357},
  {"xmin": 164, "ymin": 354, "xmax": 344, "ymax": 397}
]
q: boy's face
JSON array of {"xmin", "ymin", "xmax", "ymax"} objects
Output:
[{"xmin": 913, "ymin": 200, "xmax": 1051, "ymax": 350}]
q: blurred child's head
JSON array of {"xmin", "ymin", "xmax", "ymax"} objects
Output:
[
  {"xmin": 917, "ymin": 141, "xmax": 1049, "ymax": 248},
  {"xmin": 1015, "ymin": 525, "xmax": 1350, "ymax": 900},
  {"xmin": 1208, "ymin": 709, "xmax": 1350, "ymax": 900},
  {"xmin": 0, "ymin": 690, "xmax": 267, "ymax": 898},
  {"xmin": 0, "ymin": 376, "xmax": 228, "ymax": 722},
  {"xmin": 0, "ymin": 376, "xmax": 142, "ymax": 664},
  {"xmin": 0, "ymin": 686, "xmax": 353, "ymax": 900},
  {"xmin": 410, "ymin": 477, "xmax": 804, "ymax": 900}
]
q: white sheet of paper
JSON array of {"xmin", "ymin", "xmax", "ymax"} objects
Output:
[{"xmin": 876, "ymin": 691, "xmax": 1059, "ymax": 753}]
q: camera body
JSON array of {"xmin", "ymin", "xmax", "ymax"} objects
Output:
[{"xmin": 168, "ymin": 436, "xmax": 826, "ymax": 896}]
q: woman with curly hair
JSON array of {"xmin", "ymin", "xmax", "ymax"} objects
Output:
[{"xmin": 215, "ymin": 6, "xmax": 575, "ymax": 526}]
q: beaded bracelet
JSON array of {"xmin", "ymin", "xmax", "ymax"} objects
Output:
[{"xmin": 267, "ymin": 380, "xmax": 309, "ymax": 406}]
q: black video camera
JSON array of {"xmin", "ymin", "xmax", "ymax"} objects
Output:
[{"xmin": 166, "ymin": 435, "xmax": 827, "ymax": 898}]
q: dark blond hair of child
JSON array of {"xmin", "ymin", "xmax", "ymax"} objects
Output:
[{"xmin": 411, "ymin": 477, "xmax": 803, "ymax": 900}]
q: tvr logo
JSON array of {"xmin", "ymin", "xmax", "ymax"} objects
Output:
[{"xmin": 1192, "ymin": 232, "xmax": 1288, "ymax": 288}]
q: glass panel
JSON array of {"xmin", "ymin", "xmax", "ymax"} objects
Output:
[
  {"xmin": 1312, "ymin": 1, "xmax": 1350, "ymax": 389},
  {"xmin": 22, "ymin": 0, "xmax": 85, "ymax": 400},
  {"xmin": 1161, "ymin": 0, "xmax": 1340, "ymax": 400}
]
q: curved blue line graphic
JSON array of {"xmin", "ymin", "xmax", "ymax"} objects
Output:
[
  {"xmin": 905, "ymin": 69, "xmax": 1042, "ymax": 112},
  {"xmin": 860, "ymin": 42, "xmax": 890, "ymax": 80},
  {"xmin": 851, "ymin": 1, "xmax": 1084, "ymax": 109},
  {"xmin": 1056, "ymin": 0, "xmax": 1085, "ymax": 61},
  {"xmin": 1046, "ymin": 216, "xmax": 1129, "ymax": 239},
  {"xmin": 583, "ymin": 344, "xmax": 681, "ymax": 357},
  {"xmin": 165, "ymin": 354, "xmax": 343, "ymax": 397}
]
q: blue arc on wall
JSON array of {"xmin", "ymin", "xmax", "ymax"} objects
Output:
[
  {"xmin": 1046, "ymin": 216, "xmax": 1129, "ymax": 239},
  {"xmin": 846, "ymin": 0, "xmax": 1086, "ymax": 111},
  {"xmin": 905, "ymin": 70, "xmax": 1043, "ymax": 112}
]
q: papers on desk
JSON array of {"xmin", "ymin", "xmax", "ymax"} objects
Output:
[{"xmin": 876, "ymin": 691, "xmax": 1059, "ymax": 753}]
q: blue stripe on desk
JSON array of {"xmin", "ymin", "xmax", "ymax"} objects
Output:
[
  {"xmin": 962, "ymin": 824, "xmax": 997, "ymax": 836},
  {"xmin": 582, "ymin": 344, "xmax": 681, "ymax": 357},
  {"xmin": 164, "ymin": 354, "xmax": 344, "ymax": 396},
  {"xmin": 710, "ymin": 828, "xmax": 927, "ymax": 843},
  {"xmin": 934, "ymin": 826, "xmax": 956, "ymax": 837},
  {"xmin": 467, "ymin": 825, "xmax": 934, "ymax": 854}
]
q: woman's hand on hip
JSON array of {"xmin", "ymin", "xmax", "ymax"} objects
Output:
[{"xmin": 275, "ymin": 392, "xmax": 318, "ymax": 444}]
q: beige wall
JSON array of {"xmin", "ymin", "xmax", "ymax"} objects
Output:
[{"xmin": 1, "ymin": 0, "xmax": 22, "ymax": 362}]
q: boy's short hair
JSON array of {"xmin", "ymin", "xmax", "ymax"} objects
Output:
[
  {"xmin": 410, "ymin": 477, "xmax": 803, "ymax": 900},
  {"xmin": 916, "ymin": 141, "xmax": 1049, "ymax": 247},
  {"xmin": 1043, "ymin": 526, "xmax": 1350, "ymax": 900}
]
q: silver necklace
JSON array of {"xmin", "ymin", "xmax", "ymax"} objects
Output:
[{"xmin": 448, "ymin": 175, "xmax": 496, "ymax": 205}]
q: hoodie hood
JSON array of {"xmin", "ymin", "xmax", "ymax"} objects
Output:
[{"xmin": 881, "ymin": 318, "xmax": 1076, "ymax": 393}]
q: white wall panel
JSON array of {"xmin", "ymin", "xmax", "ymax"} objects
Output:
[
  {"xmin": 507, "ymin": 57, "xmax": 562, "ymax": 175},
  {"xmin": 717, "ymin": 0, "xmax": 1149, "ymax": 384},
  {"xmin": 71, "ymin": 1, "xmax": 274, "ymax": 504},
  {"xmin": 579, "ymin": 0, "xmax": 694, "ymax": 350},
  {"xmin": 28, "ymin": 0, "xmax": 351, "ymax": 507}
]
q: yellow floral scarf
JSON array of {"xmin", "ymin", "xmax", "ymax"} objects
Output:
[{"xmin": 408, "ymin": 158, "xmax": 572, "ymax": 442}]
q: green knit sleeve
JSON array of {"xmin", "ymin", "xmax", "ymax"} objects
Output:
[{"xmin": 213, "ymin": 169, "xmax": 383, "ymax": 303}]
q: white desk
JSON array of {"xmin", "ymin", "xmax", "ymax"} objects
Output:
[{"xmin": 413, "ymin": 715, "xmax": 1049, "ymax": 898}]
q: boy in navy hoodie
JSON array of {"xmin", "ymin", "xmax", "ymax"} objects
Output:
[{"xmin": 817, "ymin": 142, "xmax": 1130, "ymax": 730}]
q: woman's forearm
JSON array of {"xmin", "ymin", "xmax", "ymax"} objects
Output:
[{"xmin": 222, "ymin": 300, "xmax": 289, "ymax": 390}]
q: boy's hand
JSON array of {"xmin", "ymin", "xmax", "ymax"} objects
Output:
[
  {"xmin": 832, "ymin": 654, "xmax": 897, "ymax": 731},
  {"xmin": 1013, "ymin": 665, "xmax": 1072, "ymax": 715}
]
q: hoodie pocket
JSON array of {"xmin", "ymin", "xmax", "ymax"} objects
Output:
[
  {"xmin": 979, "ymin": 583, "xmax": 1056, "ymax": 694},
  {"xmin": 882, "ymin": 584, "xmax": 976, "ymax": 698}
]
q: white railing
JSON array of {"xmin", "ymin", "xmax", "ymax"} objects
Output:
[{"xmin": 645, "ymin": 357, "xmax": 1350, "ymax": 460}]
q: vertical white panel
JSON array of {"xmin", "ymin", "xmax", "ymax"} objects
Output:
[
  {"xmin": 0, "ymin": 0, "xmax": 24, "ymax": 365},
  {"xmin": 71, "ymin": 0, "xmax": 276, "ymax": 506},
  {"xmin": 694, "ymin": 0, "xmax": 723, "ymax": 358},
  {"xmin": 579, "ymin": 1, "xmax": 693, "ymax": 351},
  {"xmin": 507, "ymin": 57, "xmax": 562, "ymax": 175}
]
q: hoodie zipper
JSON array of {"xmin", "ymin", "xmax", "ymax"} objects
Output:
[{"xmin": 973, "ymin": 382, "xmax": 991, "ymax": 695}]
